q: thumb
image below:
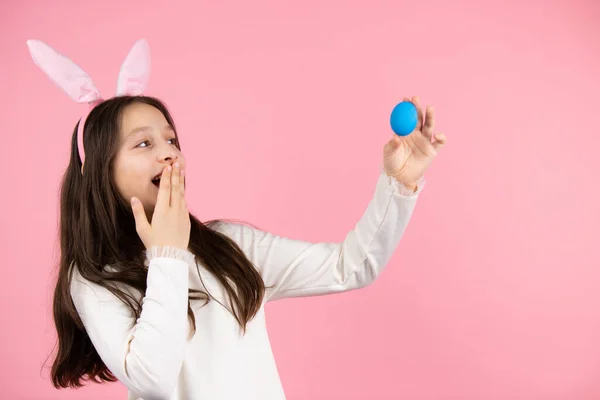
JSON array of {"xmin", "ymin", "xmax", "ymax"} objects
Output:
[
  {"xmin": 384, "ymin": 136, "xmax": 400, "ymax": 154},
  {"xmin": 130, "ymin": 197, "xmax": 150, "ymax": 236}
]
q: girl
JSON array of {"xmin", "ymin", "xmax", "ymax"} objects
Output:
[{"xmin": 28, "ymin": 39, "xmax": 446, "ymax": 400}]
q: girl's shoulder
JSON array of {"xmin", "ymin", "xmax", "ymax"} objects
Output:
[{"xmin": 208, "ymin": 219, "xmax": 265, "ymax": 241}]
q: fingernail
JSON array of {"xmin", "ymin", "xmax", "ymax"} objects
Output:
[
  {"xmin": 180, "ymin": 169, "xmax": 184, "ymax": 177},
  {"xmin": 174, "ymin": 162, "xmax": 179, "ymax": 168},
  {"xmin": 167, "ymin": 165, "xmax": 172, "ymax": 172},
  {"xmin": 131, "ymin": 197, "xmax": 139, "ymax": 204}
]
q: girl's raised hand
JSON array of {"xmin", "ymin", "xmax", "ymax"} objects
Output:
[
  {"xmin": 130, "ymin": 163, "xmax": 191, "ymax": 251},
  {"xmin": 382, "ymin": 96, "xmax": 446, "ymax": 190}
]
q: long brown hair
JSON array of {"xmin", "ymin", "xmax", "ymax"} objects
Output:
[{"xmin": 49, "ymin": 95, "xmax": 266, "ymax": 388}]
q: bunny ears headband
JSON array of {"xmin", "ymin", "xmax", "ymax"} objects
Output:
[{"xmin": 26, "ymin": 39, "xmax": 151, "ymax": 169}]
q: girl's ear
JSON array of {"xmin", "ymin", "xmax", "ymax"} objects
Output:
[
  {"xmin": 116, "ymin": 39, "xmax": 151, "ymax": 97},
  {"xmin": 26, "ymin": 39, "xmax": 101, "ymax": 105}
]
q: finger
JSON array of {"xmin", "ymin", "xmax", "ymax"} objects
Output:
[
  {"xmin": 171, "ymin": 162, "xmax": 181, "ymax": 208},
  {"xmin": 177, "ymin": 168, "xmax": 189, "ymax": 214},
  {"xmin": 130, "ymin": 197, "xmax": 150, "ymax": 236},
  {"xmin": 180, "ymin": 193, "xmax": 189, "ymax": 214},
  {"xmin": 156, "ymin": 165, "xmax": 172, "ymax": 210},
  {"xmin": 412, "ymin": 96, "xmax": 424, "ymax": 128},
  {"xmin": 422, "ymin": 106, "xmax": 435, "ymax": 140},
  {"xmin": 179, "ymin": 168, "xmax": 187, "ymax": 207},
  {"xmin": 432, "ymin": 133, "xmax": 446, "ymax": 151}
]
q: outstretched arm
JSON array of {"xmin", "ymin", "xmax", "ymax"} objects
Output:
[{"xmin": 218, "ymin": 170, "xmax": 425, "ymax": 302}]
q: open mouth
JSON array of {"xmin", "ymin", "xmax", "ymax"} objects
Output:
[{"xmin": 151, "ymin": 173, "xmax": 161, "ymax": 188}]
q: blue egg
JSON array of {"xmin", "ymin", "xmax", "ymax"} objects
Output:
[{"xmin": 390, "ymin": 101, "xmax": 418, "ymax": 136}]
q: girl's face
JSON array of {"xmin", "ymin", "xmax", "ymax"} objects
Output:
[{"xmin": 113, "ymin": 102, "xmax": 186, "ymax": 215}]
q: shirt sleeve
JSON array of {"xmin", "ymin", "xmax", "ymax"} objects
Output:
[
  {"xmin": 70, "ymin": 247, "xmax": 195, "ymax": 399},
  {"xmin": 217, "ymin": 170, "xmax": 426, "ymax": 302}
]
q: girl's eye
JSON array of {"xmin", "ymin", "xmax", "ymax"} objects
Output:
[{"xmin": 136, "ymin": 138, "xmax": 177, "ymax": 148}]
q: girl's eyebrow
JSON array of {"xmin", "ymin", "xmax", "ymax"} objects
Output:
[{"xmin": 126, "ymin": 125, "xmax": 174, "ymax": 140}]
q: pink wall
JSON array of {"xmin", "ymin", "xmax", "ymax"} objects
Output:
[{"xmin": 1, "ymin": 0, "xmax": 599, "ymax": 398}]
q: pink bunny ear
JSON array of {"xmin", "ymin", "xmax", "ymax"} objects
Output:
[
  {"xmin": 116, "ymin": 39, "xmax": 151, "ymax": 96},
  {"xmin": 27, "ymin": 38, "xmax": 153, "ymax": 170},
  {"xmin": 26, "ymin": 40, "xmax": 101, "ymax": 104}
]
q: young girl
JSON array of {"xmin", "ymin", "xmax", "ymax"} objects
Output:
[{"xmin": 28, "ymin": 39, "xmax": 446, "ymax": 400}]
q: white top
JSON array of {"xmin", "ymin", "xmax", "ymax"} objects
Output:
[{"xmin": 70, "ymin": 169, "xmax": 425, "ymax": 400}]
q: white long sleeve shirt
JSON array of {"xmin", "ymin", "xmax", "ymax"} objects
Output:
[{"xmin": 70, "ymin": 170, "xmax": 425, "ymax": 399}]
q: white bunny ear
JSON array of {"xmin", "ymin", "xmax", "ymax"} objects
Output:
[
  {"xmin": 116, "ymin": 39, "xmax": 151, "ymax": 96},
  {"xmin": 26, "ymin": 40, "xmax": 101, "ymax": 104}
]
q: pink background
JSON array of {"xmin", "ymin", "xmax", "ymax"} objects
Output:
[{"xmin": 1, "ymin": 0, "xmax": 599, "ymax": 398}]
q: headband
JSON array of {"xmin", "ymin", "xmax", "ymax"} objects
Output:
[{"xmin": 26, "ymin": 39, "xmax": 151, "ymax": 168}]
